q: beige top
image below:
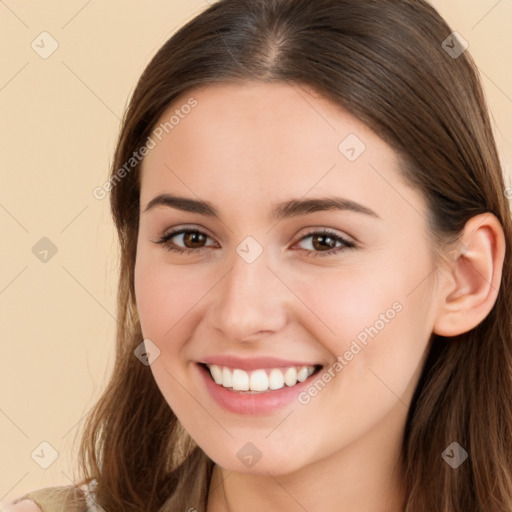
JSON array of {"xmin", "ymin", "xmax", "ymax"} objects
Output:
[{"xmin": 12, "ymin": 479, "xmax": 102, "ymax": 512}]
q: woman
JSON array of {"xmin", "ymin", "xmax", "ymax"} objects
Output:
[{"xmin": 4, "ymin": 0, "xmax": 512, "ymax": 510}]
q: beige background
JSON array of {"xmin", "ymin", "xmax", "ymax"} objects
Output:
[{"xmin": 1, "ymin": 0, "xmax": 511, "ymax": 503}]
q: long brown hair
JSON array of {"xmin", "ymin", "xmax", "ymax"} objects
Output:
[{"xmin": 72, "ymin": 0, "xmax": 512, "ymax": 510}]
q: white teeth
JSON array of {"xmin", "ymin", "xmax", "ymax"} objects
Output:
[
  {"xmin": 249, "ymin": 370, "xmax": 269, "ymax": 391},
  {"xmin": 297, "ymin": 367, "xmax": 309, "ymax": 382},
  {"xmin": 206, "ymin": 364, "xmax": 317, "ymax": 392},
  {"xmin": 284, "ymin": 367, "xmax": 297, "ymax": 386},
  {"xmin": 222, "ymin": 366, "xmax": 233, "ymax": 388},
  {"xmin": 268, "ymin": 368, "xmax": 285, "ymax": 390},
  {"xmin": 210, "ymin": 364, "xmax": 222, "ymax": 384},
  {"xmin": 232, "ymin": 369, "xmax": 249, "ymax": 391}
]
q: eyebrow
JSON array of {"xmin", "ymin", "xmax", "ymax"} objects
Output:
[{"xmin": 143, "ymin": 193, "xmax": 380, "ymax": 220}]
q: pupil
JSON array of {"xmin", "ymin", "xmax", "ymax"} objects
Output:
[
  {"xmin": 185, "ymin": 232, "xmax": 205, "ymax": 248},
  {"xmin": 314, "ymin": 234, "xmax": 334, "ymax": 251}
]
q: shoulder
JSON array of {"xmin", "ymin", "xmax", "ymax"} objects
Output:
[
  {"xmin": 0, "ymin": 499, "xmax": 41, "ymax": 511},
  {"xmin": 0, "ymin": 481, "xmax": 95, "ymax": 512}
]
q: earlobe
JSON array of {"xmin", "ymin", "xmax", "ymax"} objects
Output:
[{"xmin": 433, "ymin": 213, "xmax": 506, "ymax": 337}]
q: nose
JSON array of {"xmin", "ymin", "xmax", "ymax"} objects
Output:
[{"xmin": 208, "ymin": 248, "xmax": 289, "ymax": 343}]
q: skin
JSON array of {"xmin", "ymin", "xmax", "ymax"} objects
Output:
[{"xmin": 133, "ymin": 81, "xmax": 505, "ymax": 512}]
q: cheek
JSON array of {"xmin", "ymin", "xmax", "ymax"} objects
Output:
[
  {"xmin": 283, "ymin": 263, "xmax": 404, "ymax": 347},
  {"xmin": 134, "ymin": 254, "xmax": 211, "ymax": 421},
  {"xmin": 134, "ymin": 252, "xmax": 209, "ymax": 343},
  {"xmin": 286, "ymin": 254, "xmax": 433, "ymax": 386},
  {"xmin": 275, "ymin": 266, "xmax": 433, "ymax": 459}
]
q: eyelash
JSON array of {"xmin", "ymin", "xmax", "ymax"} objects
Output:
[{"xmin": 154, "ymin": 228, "xmax": 356, "ymax": 258}]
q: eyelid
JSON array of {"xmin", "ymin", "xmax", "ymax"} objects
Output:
[
  {"xmin": 293, "ymin": 228, "xmax": 356, "ymax": 256},
  {"xmin": 154, "ymin": 226, "xmax": 218, "ymax": 249},
  {"xmin": 158, "ymin": 224, "xmax": 217, "ymax": 242},
  {"xmin": 297, "ymin": 226, "xmax": 355, "ymax": 244},
  {"xmin": 153, "ymin": 224, "xmax": 356, "ymax": 258},
  {"xmin": 158, "ymin": 224, "xmax": 354, "ymax": 243}
]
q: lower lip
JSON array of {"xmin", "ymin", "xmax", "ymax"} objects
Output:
[{"xmin": 197, "ymin": 363, "xmax": 320, "ymax": 415}]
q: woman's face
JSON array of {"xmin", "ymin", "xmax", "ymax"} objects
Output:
[{"xmin": 134, "ymin": 82, "xmax": 441, "ymax": 475}]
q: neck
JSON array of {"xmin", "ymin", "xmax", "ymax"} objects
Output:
[{"xmin": 207, "ymin": 398, "xmax": 408, "ymax": 512}]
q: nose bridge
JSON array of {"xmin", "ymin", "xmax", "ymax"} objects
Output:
[
  {"xmin": 228, "ymin": 249, "xmax": 270, "ymax": 301},
  {"xmin": 210, "ymin": 246, "xmax": 287, "ymax": 341}
]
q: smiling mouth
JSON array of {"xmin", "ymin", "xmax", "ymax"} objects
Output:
[{"xmin": 200, "ymin": 363, "xmax": 323, "ymax": 393}]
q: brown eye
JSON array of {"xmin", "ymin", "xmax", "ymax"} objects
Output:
[
  {"xmin": 311, "ymin": 233, "xmax": 338, "ymax": 251},
  {"xmin": 182, "ymin": 231, "xmax": 207, "ymax": 248},
  {"xmin": 295, "ymin": 229, "xmax": 355, "ymax": 258},
  {"xmin": 155, "ymin": 228, "xmax": 216, "ymax": 255}
]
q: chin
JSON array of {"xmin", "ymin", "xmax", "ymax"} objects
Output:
[{"xmin": 203, "ymin": 441, "xmax": 310, "ymax": 476}]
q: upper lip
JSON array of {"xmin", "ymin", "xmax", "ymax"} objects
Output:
[{"xmin": 199, "ymin": 355, "xmax": 322, "ymax": 371}]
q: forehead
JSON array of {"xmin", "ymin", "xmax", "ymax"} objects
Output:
[
  {"xmin": 143, "ymin": 81, "xmax": 386, "ymax": 164},
  {"xmin": 139, "ymin": 81, "xmax": 424, "ymax": 223}
]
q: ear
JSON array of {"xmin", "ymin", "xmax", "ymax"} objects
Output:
[{"xmin": 433, "ymin": 213, "xmax": 506, "ymax": 337}]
